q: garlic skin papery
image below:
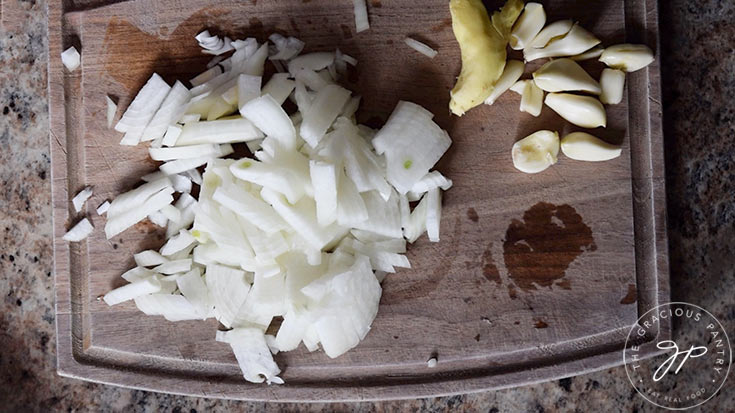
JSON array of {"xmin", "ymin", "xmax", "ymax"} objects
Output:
[
  {"xmin": 526, "ymin": 19, "xmax": 573, "ymax": 50},
  {"xmin": 533, "ymin": 58, "xmax": 602, "ymax": 94},
  {"xmin": 544, "ymin": 93, "xmax": 606, "ymax": 128},
  {"xmin": 524, "ymin": 23, "xmax": 600, "ymax": 62},
  {"xmin": 599, "ymin": 68, "xmax": 626, "ymax": 105},
  {"xmin": 509, "ymin": 3, "xmax": 546, "ymax": 50},
  {"xmin": 561, "ymin": 132, "xmax": 622, "ymax": 161},
  {"xmin": 485, "ymin": 60, "xmax": 525, "ymax": 105},
  {"xmin": 599, "ymin": 44, "xmax": 655, "ymax": 72},
  {"xmin": 511, "ymin": 130, "xmax": 560, "ymax": 173}
]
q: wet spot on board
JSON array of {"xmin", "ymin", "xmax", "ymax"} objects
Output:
[
  {"xmin": 386, "ymin": 39, "xmax": 394, "ymax": 45},
  {"xmin": 371, "ymin": 0, "xmax": 383, "ymax": 7},
  {"xmin": 482, "ymin": 243, "xmax": 501, "ymax": 285},
  {"xmin": 431, "ymin": 18, "xmax": 452, "ymax": 33},
  {"xmin": 507, "ymin": 284, "xmax": 518, "ymax": 299},
  {"xmin": 467, "ymin": 207, "xmax": 479, "ymax": 222},
  {"xmin": 133, "ymin": 218, "xmax": 160, "ymax": 234},
  {"xmin": 503, "ymin": 202, "xmax": 596, "ymax": 292},
  {"xmin": 346, "ymin": 64, "xmax": 360, "ymax": 83},
  {"xmin": 249, "ymin": 17, "xmax": 263, "ymax": 30},
  {"xmin": 474, "ymin": 334, "xmax": 481, "ymax": 342},
  {"xmin": 289, "ymin": 18, "xmax": 301, "ymax": 34},
  {"xmin": 103, "ymin": 9, "xmax": 230, "ymax": 92},
  {"xmin": 340, "ymin": 24, "xmax": 353, "ymax": 39},
  {"xmin": 620, "ymin": 283, "xmax": 637, "ymax": 304},
  {"xmin": 534, "ymin": 319, "xmax": 549, "ymax": 329}
]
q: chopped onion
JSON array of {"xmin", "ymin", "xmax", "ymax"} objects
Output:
[
  {"xmin": 61, "ymin": 46, "xmax": 80, "ymax": 71},
  {"xmin": 103, "ymin": 276, "xmax": 162, "ymax": 305},
  {"xmin": 300, "ymin": 84, "xmax": 352, "ymax": 148},
  {"xmin": 72, "ymin": 186, "xmax": 93, "ymax": 213},
  {"xmin": 105, "ymin": 188, "xmax": 174, "ymax": 238},
  {"xmin": 175, "ymin": 118, "xmax": 263, "ymax": 145},
  {"xmin": 352, "ymin": 0, "xmax": 370, "ymax": 33},
  {"xmin": 63, "ymin": 218, "xmax": 94, "ymax": 242},
  {"xmin": 141, "ymin": 81, "xmax": 191, "ymax": 142},
  {"xmin": 260, "ymin": 73, "xmax": 295, "ymax": 105},
  {"xmin": 240, "ymin": 95, "xmax": 297, "ymax": 150},
  {"xmin": 96, "ymin": 200, "xmax": 110, "ymax": 215},
  {"xmin": 134, "ymin": 250, "xmax": 168, "ymax": 267},
  {"xmin": 404, "ymin": 37, "xmax": 438, "ymax": 58},
  {"xmin": 268, "ymin": 33, "xmax": 305, "ymax": 60},
  {"xmin": 115, "ymin": 73, "xmax": 171, "ymax": 146}
]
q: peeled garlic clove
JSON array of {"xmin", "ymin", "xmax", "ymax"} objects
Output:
[
  {"xmin": 561, "ymin": 132, "xmax": 621, "ymax": 161},
  {"xmin": 533, "ymin": 58, "xmax": 602, "ymax": 94},
  {"xmin": 570, "ymin": 45, "xmax": 605, "ymax": 61},
  {"xmin": 527, "ymin": 19, "xmax": 573, "ymax": 49},
  {"xmin": 509, "ymin": 3, "xmax": 546, "ymax": 50},
  {"xmin": 599, "ymin": 44, "xmax": 655, "ymax": 72},
  {"xmin": 509, "ymin": 80, "xmax": 528, "ymax": 95},
  {"xmin": 485, "ymin": 60, "xmax": 525, "ymax": 105},
  {"xmin": 599, "ymin": 68, "xmax": 626, "ymax": 105},
  {"xmin": 512, "ymin": 130, "xmax": 560, "ymax": 173},
  {"xmin": 524, "ymin": 23, "xmax": 600, "ymax": 62},
  {"xmin": 544, "ymin": 93, "xmax": 606, "ymax": 128},
  {"xmin": 520, "ymin": 79, "xmax": 544, "ymax": 117}
]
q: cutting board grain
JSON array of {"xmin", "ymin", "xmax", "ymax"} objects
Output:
[{"xmin": 49, "ymin": 0, "xmax": 670, "ymax": 401}]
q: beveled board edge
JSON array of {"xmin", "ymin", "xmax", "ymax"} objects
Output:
[{"xmin": 49, "ymin": 0, "xmax": 671, "ymax": 401}]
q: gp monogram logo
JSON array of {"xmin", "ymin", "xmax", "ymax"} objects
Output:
[{"xmin": 624, "ymin": 302, "xmax": 732, "ymax": 410}]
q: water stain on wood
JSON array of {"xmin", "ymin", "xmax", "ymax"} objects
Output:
[
  {"xmin": 482, "ymin": 242, "xmax": 501, "ymax": 285},
  {"xmin": 340, "ymin": 24, "xmax": 353, "ymax": 39},
  {"xmin": 467, "ymin": 207, "xmax": 479, "ymax": 222},
  {"xmin": 289, "ymin": 18, "xmax": 301, "ymax": 34},
  {"xmin": 249, "ymin": 17, "xmax": 263, "ymax": 30},
  {"xmin": 133, "ymin": 218, "xmax": 159, "ymax": 234},
  {"xmin": 620, "ymin": 283, "xmax": 637, "ymax": 304},
  {"xmin": 371, "ymin": 0, "xmax": 383, "ymax": 7},
  {"xmin": 503, "ymin": 202, "xmax": 596, "ymax": 292},
  {"xmin": 534, "ymin": 319, "xmax": 549, "ymax": 329},
  {"xmin": 507, "ymin": 284, "xmax": 518, "ymax": 299},
  {"xmin": 431, "ymin": 18, "xmax": 452, "ymax": 32}
]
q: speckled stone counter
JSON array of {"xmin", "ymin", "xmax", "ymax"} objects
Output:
[{"xmin": 1, "ymin": 1, "xmax": 733, "ymax": 411}]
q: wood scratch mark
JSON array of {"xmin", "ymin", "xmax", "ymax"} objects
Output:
[{"xmin": 51, "ymin": 130, "xmax": 67, "ymax": 156}]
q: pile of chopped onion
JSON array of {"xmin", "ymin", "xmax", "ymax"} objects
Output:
[{"xmin": 100, "ymin": 31, "xmax": 453, "ymax": 384}]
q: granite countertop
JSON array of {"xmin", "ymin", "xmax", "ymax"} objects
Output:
[{"xmin": 1, "ymin": 1, "xmax": 733, "ymax": 411}]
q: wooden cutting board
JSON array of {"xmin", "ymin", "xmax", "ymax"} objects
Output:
[{"xmin": 49, "ymin": 0, "xmax": 670, "ymax": 401}]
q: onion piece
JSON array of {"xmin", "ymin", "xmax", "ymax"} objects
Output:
[
  {"xmin": 149, "ymin": 143, "xmax": 227, "ymax": 161},
  {"xmin": 216, "ymin": 328, "xmax": 283, "ymax": 384},
  {"xmin": 96, "ymin": 200, "xmax": 110, "ymax": 215},
  {"xmin": 103, "ymin": 276, "xmax": 162, "ymax": 305},
  {"xmin": 134, "ymin": 294, "xmax": 203, "ymax": 321},
  {"xmin": 352, "ymin": 0, "xmax": 370, "ymax": 33},
  {"xmin": 105, "ymin": 188, "xmax": 174, "ymax": 238},
  {"xmin": 115, "ymin": 73, "xmax": 171, "ymax": 146},
  {"xmin": 268, "ymin": 33, "xmax": 305, "ymax": 60},
  {"xmin": 61, "ymin": 46, "xmax": 81, "ymax": 71},
  {"xmin": 175, "ymin": 118, "xmax": 263, "ymax": 145},
  {"xmin": 72, "ymin": 186, "xmax": 93, "ymax": 213},
  {"xmin": 300, "ymin": 84, "xmax": 352, "ymax": 148},
  {"xmin": 141, "ymin": 81, "xmax": 191, "ymax": 142},
  {"xmin": 134, "ymin": 250, "xmax": 168, "ymax": 267},
  {"xmin": 260, "ymin": 73, "xmax": 295, "ymax": 105},
  {"xmin": 404, "ymin": 37, "xmax": 438, "ymax": 58},
  {"xmin": 62, "ymin": 218, "xmax": 94, "ymax": 242}
]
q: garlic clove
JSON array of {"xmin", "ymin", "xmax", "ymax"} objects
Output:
[
  {"xmin": 509, "ymin": 3, "xmax": 546, "ymax": 50},
  {"xmin": 599, "ymin": 68, "xmax": 626, "ymax": 105},
  {"xmin": 526, "ymin": 19, "xmax": 574, "ymax": 49},
  {"xmin": 509, "ymin": 79, "xmax": 528, "ymax": 95},
  {"xmin": 485, "ymin": 60, "xmax": 525, "ymax": 105},
  {"xmin": 544, "ymin": 93, "xmax": 606, "ymax": 128},
  {"xmin": 520, "ymin": 79, "xmax": 544, "ymax": 116},
  {"xmin": 524, "ymin": 23, "xmax": 601, "ymax": 62},
  {"xmin": 511, "ymin": 130, "xmax": 560, "ymax": 173},
  {"xmin": 599, "ymin": 44, "xmax": 655, "ymax": 72},
  {"xmin": 570, "ymin": 45, "xmax": 605, "ymax": 61},
  {"xmin": 533, "ymin": 58, "xmax": 602, "ymax": 94},
  {"xmin": 561, "ymin": 132, "xmax": 622, "ymax": 161}
]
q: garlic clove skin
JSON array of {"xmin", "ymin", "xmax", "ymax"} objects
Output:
[
  {"xmin": 485, "ymin": 60, "xmax": 525, "ymax": 105},
  {"xmin": 570, "ymin": 45, "xmax": 605, "ymax": 61},
  {"xmin": 509, "ymin": 3, "xmax": 546, "ymax": 51},
  {"xmin": 524, "ymin": 23, "xmax": 600, "ymax": 62},
  {"xmin": 561, "ymin": 132, "xmax": 622, "ymax": 161},
  {"xmin": 511, "ymin": 130, "xmax": 560, "ymax": 173},
  {"xmin": 599, "ymin": 44, "xmax": 655, "ymax": 72},
  {"xmin": 544, "ymin": 93, "xmax": 606, "ymax": 128},
  {"xmin": 533, "ymin": 58, "xmax": 602, "ymax": 94},
  {"xmin": 526, "ymin": 19, "xmax": 574, "ymax": 50},
  {"xmin": 520, "ymin": 79, "xmax": 544, "ymax": 116},
  {"xmin": 599, "ymin": 68, "xmax": 626, "ymax": 105}
]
